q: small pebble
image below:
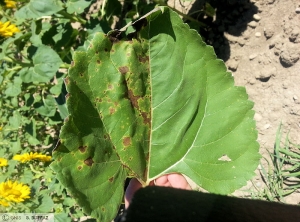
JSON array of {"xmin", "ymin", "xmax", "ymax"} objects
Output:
[
  {"xmin": 296, "ymin": 7, "xmax": 300, "ymax": 14},
  {"xmin": 289, "ymin": 27, "xmax": 300, "ymax": 42},
  {"xmin": 249, "ymin": 53, "xmax": 258, "ymax": 60},
  {"xmin": 253, "ymin": 14, "xmax": 261, "ymax": 21},
  {"xmin": 293, "ymin": 95, "xmax": 298, "ymax": 101},
  {"xmin": 264, "ymin": 124, "xmax": 271, "ymax": 129},
  {"xmin": 254, "ymin": 113, "xmax": 262, "ymax": 122},
  {"xmin": 248, "ymin": 21, "xmax": 257, "ymax": 28},
  {"xmin": 280, "ymin": 43, "xmax": 300, "ymax": 67},
  {"xmin": 255, "ymin": 32, "xmax": 262, "ymax": 37},
  {"xmin": 227, "ymin": 60, "xmax": 239, "ymax": 71},
  {"xmin": 249, "ymin": 78, "xmax": 256, "ymax": 85},
  {"xmin": 264, "ymin": 27, "xmax": 275, "ymax": 39}
]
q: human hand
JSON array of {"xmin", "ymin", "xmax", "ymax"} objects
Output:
[{"xmin": 125, "ymin": 173, "xmax": 191, "ymax": 208}]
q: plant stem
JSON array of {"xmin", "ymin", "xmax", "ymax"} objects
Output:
[
  {"xmin": 101, "ymin": 0, "xmax": 107, "ymax": 17},
  {"xmin": 168, "ymin": 6, "xmax": 207, "ymax": 27},
  {"xmin": 57, "ymin": 10, "xmax": 86, "ymax": 25},
  {"xmin": 60, "ymin": 63, "xmax": 70, "ymax": 69},
  {"xmin": 29, "ymin": 163, "xmax": 43, "ymax": 175}
]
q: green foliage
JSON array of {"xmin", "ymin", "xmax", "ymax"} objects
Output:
[
  {"xmin": 51, "ymin": 7, "xmax": 260, "ymax": 221},
  {"xmin": 1, "ymin": 0, "xmax": 189, "ymax": 219},
  {"xmin": 253, "ymin": 125, "xmax": 300, "ymax": 202}
]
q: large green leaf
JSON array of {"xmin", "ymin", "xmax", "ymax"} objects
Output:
[
  {"xmin": 15, "ymin": 0, "xmax": 63, "ymax": 19},
  {"xmin": 51, "ymin": 7, "xmax": 260, "ymax": 221},
  {"xmin": 20, "ymin": 45, "xmax": 62, "ymax": 83},
  {"xmin": 66, "ymin": 0, "xmax": 91, "ymax": 14}
]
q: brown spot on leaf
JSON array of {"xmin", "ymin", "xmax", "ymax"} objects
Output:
[
  {"xmin": 64, "ymin": 77, "xmax": 70, "ymax": 85},
  {"xmin": 104, "ymin": 48, "xmax": 108, "ymax": 52},
  {"xmin": 80, "ymin": 73, "xmax": 83, "ymax": 77},
  {"xmin": 64, "ymin": 116, "xmax": 69, "ymax": 122},
  {"xmin": 129, "ymin": 157, "xmax": 133, "ymax": 161},
  {"xmin": 128, "ymin": 90, "xmax": 139, "ymax": 109},
  {"xmin": 108, "ymin": 84, "xmax": 113, "ymax": 90},
  {"xmin": 109, "ymin": 177, "xmax": 114, "ymax": 183},
  {"xmin": 123, "ymin": 137, "xmax": 131, "ymax": 147},
  {"xmin": 97, "ymin": 60, "xmax": 101, "ymax": 64},
  {"xmin": 145, "ymin": 152, "xmax": 150, "ymax": 162},
  {"xmin": 141, "ymin": 112, "xmax": 151, "ymax": 125},
  {"xmin": 84, "ymin": 157, "xmax": 94, "ymax": 166},
  {"xmin": 79, "ymin": 146, "xmax": 87, "ymax": 153},
  {"xmin": 127, "ymin": 90, "xmax": 150, "ymax": 125},
  {"xmin": 65, "ymin": 93, "xmax": 70, "ymax": 100},
  {"xmin": 78, "ymin": 166, "xmax": 82, "ymax": 170},
  {"xmin": 109, "ymin": 107, "xmax": 115, "ymax": 115},
  {"xmin": 119, "ymin": 66, "xmax": 129, "ymax": 75},
  {"xmin": 139, "ymin": 56, "xmax": 149, "ymax": 63},
  {"xmin": 101, "ymin": 207, "xmax": 105, "ymax": 212},
  {"xmin": 108, "ymin": 35, "xmax": 119, "ymax": 43}
]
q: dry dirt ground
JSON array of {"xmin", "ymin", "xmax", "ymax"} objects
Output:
[{"xmin": 172, "ymin": 0, "xmax": 300, "ymax": 204}]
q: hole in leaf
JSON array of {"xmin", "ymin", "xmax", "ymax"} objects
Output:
[{"xmin": 218, "ymin": 155, "xmax": 232, "ymax": 162}]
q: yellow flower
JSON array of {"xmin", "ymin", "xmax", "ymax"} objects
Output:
[
  {"xmin": 4, "ymin": 0, "xmax": 16, "ymax": 8},
  {"xmin": 0, "ymin": 158, "xmax": 8, "ymax": 167},
  {"xmin": 0, "ymin": 21, "xmax": 20, "ymax": 38},
  {"xmin": 0, "ymin": 180, "xmax": 30, "ymax": 206},
  {"xmin": 13, "ymin": 152, "xmax": 52, "ymax": 163},
  {"xmin": 0, "ymin": 199, "xmax": 9, "ymax": 207}
]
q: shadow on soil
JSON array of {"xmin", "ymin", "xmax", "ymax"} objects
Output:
[{"xmin": 187, "ymin": 0, "xmax": 258, "ymax": 61}]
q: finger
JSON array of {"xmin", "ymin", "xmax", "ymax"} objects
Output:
[
  {"xmin": 167, "ymin": 173, "xmax": 192, "ymax": 190},
  {"xmin": 154, "ymin": 175, "xmax": 171, "ymax": 187},
  {"xmin": 125, "ymin": 178, "xmax": 142, "ymax": 208}
]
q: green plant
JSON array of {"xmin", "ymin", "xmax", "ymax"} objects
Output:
[
  {"xmin": 253, "ymin": 125, "xmax": 300, "ymax": 202},
  {"xmin": 51, "ymin": 7, "xmax": 260, "ymax": 222}
]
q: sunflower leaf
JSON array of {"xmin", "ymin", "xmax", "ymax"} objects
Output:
[{"xmin": 51, "ymin": 7, "xmax": 260, "ymax": 221}]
